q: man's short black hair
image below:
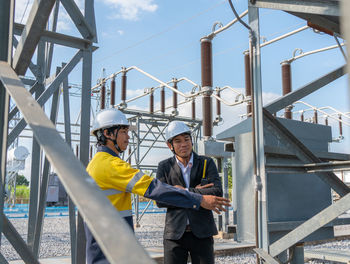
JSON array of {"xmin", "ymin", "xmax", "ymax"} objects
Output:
[{"xmin": 96, "ymin": 125, "xmax": 129, "ymax": 146}]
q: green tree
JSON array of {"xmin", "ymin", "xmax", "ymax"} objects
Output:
[{"xmin": 16, "ymin": 174, "xmax": 29, "ymax": 186}]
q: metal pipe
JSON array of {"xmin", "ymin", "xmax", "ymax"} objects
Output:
[
  {"xmin": 260, "ymin": 26, "xmax": 308, "ymax": 49},
  {"xmin": 192, "ymin": 98, "xmax": 196, "ymax": 120},
  {"xmin": 110, "ymin": 77, "xmax": 115, "ymax": 106},
  {"xmin": 121, "ymin": 69, "xmax": 127, "ymax": 102},
  {"xmin": 201, "ymin": 37, "xmax": 213, "ymax": 138},
  {"xmin": 206, "ymin": 9, "xmax": 248, "ymax": 39},
  {"xmin": 161, "ymin": 87, "xmax": 165, "ymax": 114},
  {"xmin": 244, "ymin": 51, "xmax": 252, "ymax": 115},
  {"xmin": 149, "ymin": 91, "xmax": 154, "ymax": 114},
  {"xmin": 281, "ymin": 62, "xmax": 292, "ymax": 119},
  {"xmin": 313, "ymin": 110, "xmax": 318, "ymax": 124},
  {"xmin": 325, "ymin": 117, "xmax": 328, "ymax": 126},
  {"xmin": 172, "ymin": 78, "xmax": 178, "ymax": 115},
  {"xmin": 285, "ymin": 43, "xmax": 346, "ymax": 64},
  {"xmin": 216, "ymin": 89, "xmax": 221, "ymax": 116},
  {"xmin": 100, "ymin": 83, "xmax": 105, "ymax": 110},
  {"xmin": 339, "ymin": 114, "xmax": 343, "ymax": 136},
  {"xmin": 295, "ymin": 101, "xmax": 350, "ymax": 126}
]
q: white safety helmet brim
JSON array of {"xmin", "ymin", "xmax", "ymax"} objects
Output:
[
  {"xmin": 165, "ymin": 121, "xmax": 191, "ymax": 142},
  {"xmin": 91, "ymin": 108, "xmax": 130, "ymax": 136}
]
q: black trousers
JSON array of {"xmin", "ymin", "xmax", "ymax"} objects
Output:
[{"xmin": 163, "ymin": 232, "xmax": 214, "ymax": 264}]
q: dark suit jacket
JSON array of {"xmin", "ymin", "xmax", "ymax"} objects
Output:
[{"xmin": 156, "ymin": 152, "xmax": 222, "ymax": 240}]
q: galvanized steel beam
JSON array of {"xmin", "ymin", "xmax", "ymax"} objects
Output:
[
  {"xmin": 251, "ymin": 0, "xmax": 340, "ymax": 16},
  {"xmin": 84, "ymin": 0, "xmax": 98, "ymax": 43},
  {"xmin": 45, "ymin": 0, "xmax": 60, "ymax": 78},
  {"xmin": 14, "ymin": 23, "xmax": 94, "ymax": 51},
  {"xmin": 32, "ymin": 67, "xmax": 61, "ymax": 257},
  {"xmin": 12, "ymin": 36, "xmax": 38, "ymax": 77},
  {"xmin": 0, "ymin": 0, "xmax": 11, "ymax": 246},
  {"xmin": 265, "ymin": 66, "xmax": 345, "ymax": 114},
  {"xmin": 61, "ymin": 64, "xmax": 77, "ymax": 264},
  {"xmin": 248, "ymin": 5, "xmax": 269, "ymax": 251},
  {"xmin": 266, "ymin": 160, "xmax": 350, "ymax": 173},
  {"xmin": 0, "ymin": 61, "xmax": 154, "ymax": 263},
  {"xmin": 12, "ymin": 0, "xmax": 56, "ymax": 75},
  {"xmin": 60, "ymin": 0, "xmax": 95, "ymax": 40},
  {"xmin": 27, "ymin": 40, "xmax": 46, "ymax": 250}
]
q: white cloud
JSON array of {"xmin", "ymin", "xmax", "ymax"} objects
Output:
[
  {"xmin": 101, "ymin": 0, "xmax": 158, "ymax": 21},
  {"xmin": 117, "ymin": 30, "xmax": 124, "ymax": 35},
  {"xmin": 127, "ymin": 88, "xmax": 146, "ymax": 97}
]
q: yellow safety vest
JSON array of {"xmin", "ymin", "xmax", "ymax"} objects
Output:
[{"xmin": 86, "ymin": 151, "xmax": 153, "ymax": 218}]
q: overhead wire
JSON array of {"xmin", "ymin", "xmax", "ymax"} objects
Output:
[
  {"xmin": 156, "ymin": 22, "xmax": 308, "ymax": 74},
  {"xmin": 95, "ymin": 0, "xmax": 227, "ymax": 64}
]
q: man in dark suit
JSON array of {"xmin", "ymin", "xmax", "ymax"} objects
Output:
[{"xmin": 156, "ymin": 121, "xmax": 223, "ymax": 264}]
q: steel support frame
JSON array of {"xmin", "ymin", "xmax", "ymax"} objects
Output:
[
  {"xmin": 0, "ymin": 0, "xmax": 12, "ymax": 247},
  {"xmin": 249, "ymin": 1, "xmax": 348, "ymax": 263},
  {"xmin": 248, "ymin": 5, "xmax": 269, "ymax": 252},
  {"xmin": 32, "ymin": 67, "xmax": 62, "ymax": 257},
  {"xmin": 12, "ymin": 0, "xmax": 56, "ymax": 75}
]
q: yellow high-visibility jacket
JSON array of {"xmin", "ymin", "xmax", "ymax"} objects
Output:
[
  {"xmin": 85, "ymin": 146, "xmax": 202, "ymax": 264},
  {"xmin": 86, "ymin": 146, "xmax": 202, "ymax": 225}
]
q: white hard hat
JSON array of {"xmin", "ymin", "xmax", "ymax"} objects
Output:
[
  {"xmin": 165, "ymin": 121, "xmax": 191, "ymax": 142},
  {"xmin": 91, "ymin": 108, "xmax": 129, "ymax": 136}
]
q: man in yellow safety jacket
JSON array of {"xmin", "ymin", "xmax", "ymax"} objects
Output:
[{"xmin": 85, "ymin": 108, "xmax": 231, "ymax": 264}]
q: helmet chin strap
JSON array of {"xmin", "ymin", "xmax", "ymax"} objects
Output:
[{"xmin": 112, "ymin": 128, "xmax": 124, "ymax": 154}]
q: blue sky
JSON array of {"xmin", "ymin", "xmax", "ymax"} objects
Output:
[{"xmin": 13, "ymin": 0, "xmax": 350, "ymax": 179}]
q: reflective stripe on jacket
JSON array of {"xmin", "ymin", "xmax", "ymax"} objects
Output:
[{"xmin": 86, "ymin": 148, "xmax": 153, "ymax": 213}]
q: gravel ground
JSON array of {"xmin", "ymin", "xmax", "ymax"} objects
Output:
[{"xmin": 2, "ymin": 214, "xmax": 350, "ymax": 263}]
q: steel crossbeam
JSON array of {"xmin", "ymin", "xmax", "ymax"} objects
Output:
[
  {"xmin": 0, "ymin": 61, "xmax": 154, "ymax": 263},
  {"xmin": 14, "ymin": 23, "xmax": 94, "ymax": 50},
  {"xmin": 12, "ymin": 0, "xmax": 56, "ymax": 75}
]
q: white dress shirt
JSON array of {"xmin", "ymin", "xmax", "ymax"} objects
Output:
[{"xmin": 175, "ymin": 153, "xmax": 194, "ymax": 189}]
